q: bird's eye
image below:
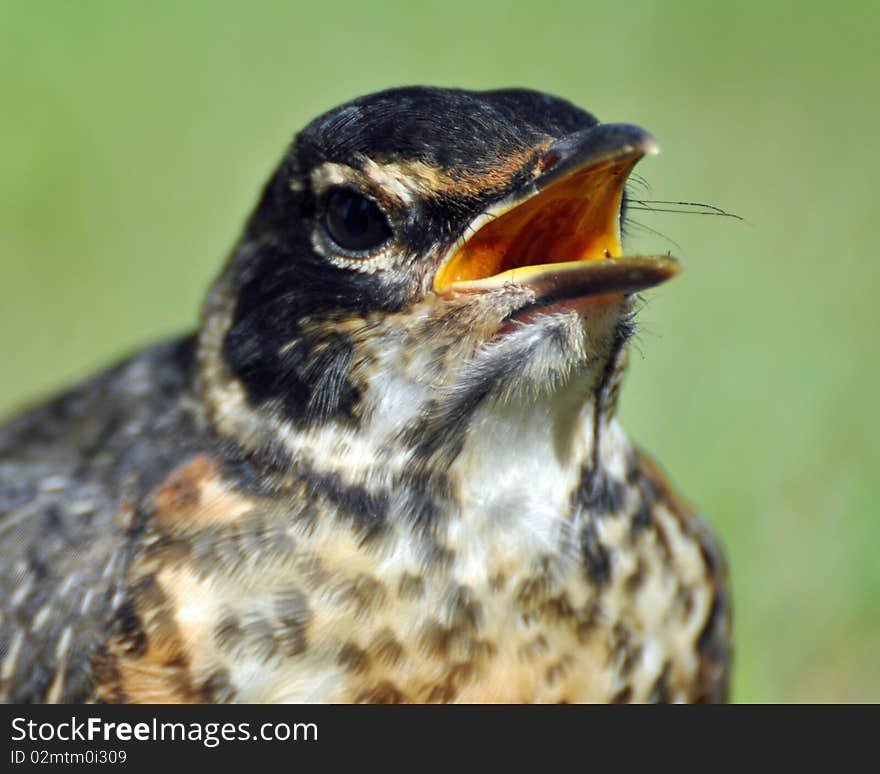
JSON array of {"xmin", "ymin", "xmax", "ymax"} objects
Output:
[{"xmin": 322, "ymin": 188, "xmax": 393, "ymax": 254}]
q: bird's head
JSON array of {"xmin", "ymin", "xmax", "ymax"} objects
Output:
[{"xmin": 196, "ymin": 87, "xmax": 678, "ymax": 469}]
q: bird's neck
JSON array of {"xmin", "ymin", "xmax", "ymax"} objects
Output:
[
  {"xmin": 443, "ymin": 373, "xmax": 631, "ymax": 527},
  {"xmin": 195, "ymin": 271, "xmax": 631, "ymax": 521}
]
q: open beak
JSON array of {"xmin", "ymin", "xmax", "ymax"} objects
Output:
[{"xmin": 432, "ymin": 124, "xmax": 680, "ymax": 305}]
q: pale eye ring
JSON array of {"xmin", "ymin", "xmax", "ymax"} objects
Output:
[{"xmin": 322, "ymin": 187, "xmax": 393, "ymax": 255}]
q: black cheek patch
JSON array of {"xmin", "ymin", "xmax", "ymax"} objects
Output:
[
  {"xmin": 221, "ymin": 236, "xmax": 411, "ymax": 428},
  {"xmin": 224, "ymin": 306, "xmax": 364, "ymax": 428}
]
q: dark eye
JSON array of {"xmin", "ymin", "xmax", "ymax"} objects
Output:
[{"xmin": 323, "ymin": 188, "xmax": 393, "ymax": 254}]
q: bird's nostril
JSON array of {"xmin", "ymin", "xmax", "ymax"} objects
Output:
[{"xmin": 536, "ymin": 151, "xmax": 562, "ymax": 173}]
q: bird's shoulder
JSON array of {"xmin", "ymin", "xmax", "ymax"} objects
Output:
[
  {"xmin": 629, "ymin": 445, "xmax": 732, "ymax": 702},
  {"xmin": 0, "ymin": 334, "xmax": 205, "ymax": 702}
]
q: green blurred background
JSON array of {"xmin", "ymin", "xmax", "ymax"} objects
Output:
[{"xmin": 1, "ymin": 1, "xmax": 877, "ymax": 702}]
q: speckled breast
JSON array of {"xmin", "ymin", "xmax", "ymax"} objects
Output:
[{"xmin": 94, "ymin": 439, "xmax": 728, "ymax": 704}]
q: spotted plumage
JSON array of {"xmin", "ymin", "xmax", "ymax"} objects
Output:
[{"xmin": 0, "ymin": 86, "xmax": 730, "ymax": 703}]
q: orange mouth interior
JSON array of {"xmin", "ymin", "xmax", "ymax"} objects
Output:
[{"xmin": 433, "ymin": 157, "xmax": 637, "ymax": 292}]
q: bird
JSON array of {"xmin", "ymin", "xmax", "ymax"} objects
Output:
[{"xmin": 0, "ymin": 86, "xmax": 730, "ymax": 703}]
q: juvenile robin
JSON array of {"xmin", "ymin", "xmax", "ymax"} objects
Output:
[{"xmin": 0, "ymin": 86, "xmax": 730, "ymax": 703}]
